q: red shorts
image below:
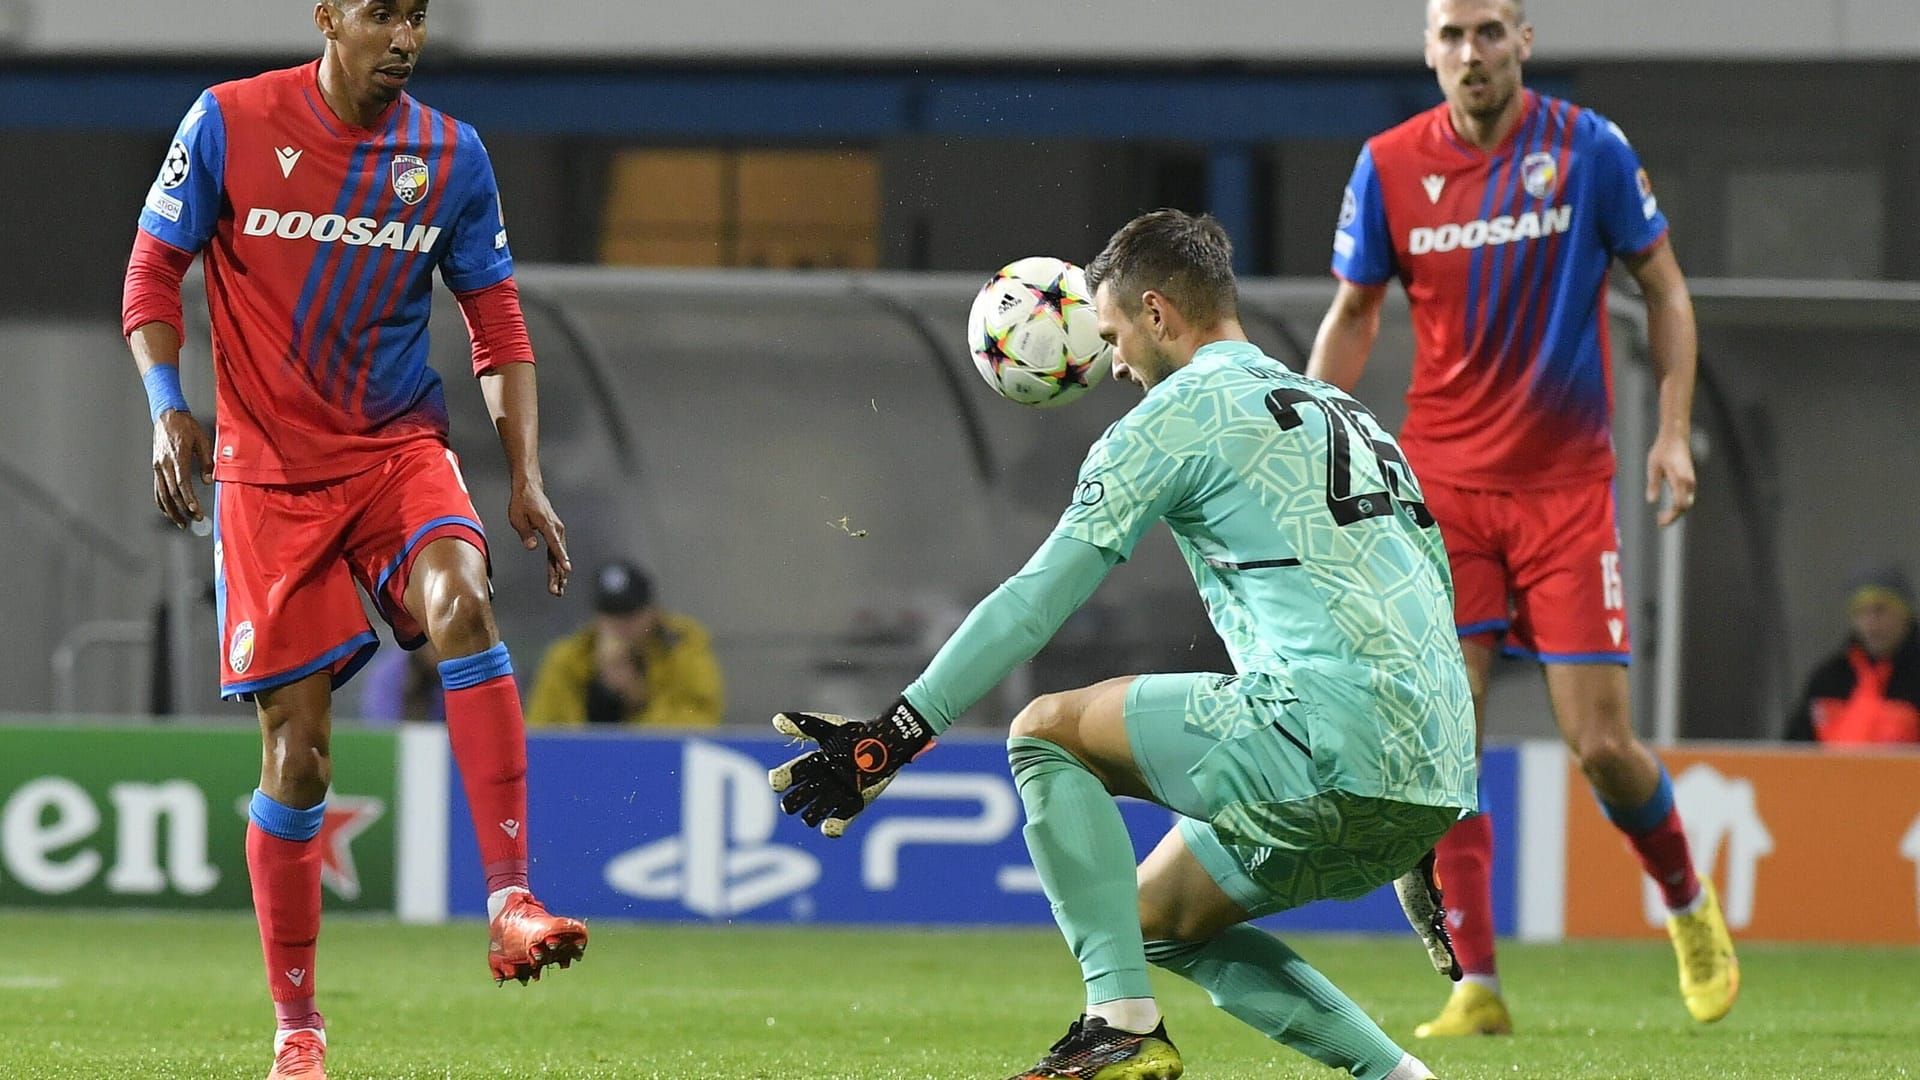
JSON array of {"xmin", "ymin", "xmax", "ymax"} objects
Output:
[
  {"xmin": 213, "ymin": 440, "xmax": 487, "ymax": 700},
  {"xmin": 1422, "ymin": 478, "xmax": 1631, "ymax": 663}
]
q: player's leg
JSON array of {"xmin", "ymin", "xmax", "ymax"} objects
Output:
[
  {"xmin": 217, "ymin": 478, "xmax": 376, "ymax": 1080},
  {"xmin": 248, "ymin": 672, "xmax": 335, "ymax": 1080},
  {"xmin": 1516, "ymin": 481, "xmax": 1735, "ymax": 1022},
  {"xmin": 999, "ymin": 675, "xmax": 1183, "ymax": 1079},
  {"xmin": 405, "ymin": 536, "xmax": 588, "ymax": 984},
  {"xmin": 1542, "ymin": 662, "xmax": 1737, "ymax": 1021},
  {"xmin": 1135, "ymin": 829, "xmax": 1436, "ymax": 1080},
  {"xmin": 1411, "ymin": 480, "xmax": 1512, "ymax": 1038},
  {"xmin": 1541, "ymin": 663, "xmax": 1674, "ymax": 879},
  {"xmin": 353, "ymin": 445, "xmax": 585, "ymax": 984}
]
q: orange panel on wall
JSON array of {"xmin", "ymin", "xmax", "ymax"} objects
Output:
[
  {"xmin": 601, "ymin": 148, "xmax": 877, "ymax": 268},
  {"xmin": 1562, "ymin": 746, "xmax": 1920, "ymax": 943}
]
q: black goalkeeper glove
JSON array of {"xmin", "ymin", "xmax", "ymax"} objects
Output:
[
  {"xmin": 1394, "ymin": 848, "xmax": 1463, "ymax": 981},
  {"xmin": 768, "ymin": 698, "xmax": 935, "ymax": 838}
]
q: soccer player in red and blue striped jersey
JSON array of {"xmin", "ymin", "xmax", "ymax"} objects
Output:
[
  {"xmin": 122, "ymin": 3, "xmax": 586, "ymax": 1077},
  {"xmin": 1308, "ymin": 0, "xmax": 1737, "ymax": 1038}
]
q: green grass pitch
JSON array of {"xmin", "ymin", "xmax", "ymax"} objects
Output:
[{"xmin": 1, "ymin": 913, "xmax": 1914, "ymax": 1078}]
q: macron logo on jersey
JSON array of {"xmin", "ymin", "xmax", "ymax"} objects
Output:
[
  {"xmin": 242, "ymin": 207, "xmax": 443, "ymax": 253},
  {"xmin": 1408, "ymin": 205, "xmax": 1572, "ymax": 255}
]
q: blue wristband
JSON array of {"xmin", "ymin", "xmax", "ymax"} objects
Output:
[{"xmin": 142, "ymin": 365, "xmax": 190, "ymax": 422}]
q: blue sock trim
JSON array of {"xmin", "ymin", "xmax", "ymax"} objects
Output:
[
  {"xmin": 1601, "ymin": 764, "xmax": 1674, "ymax": 835},
  {"xmin": 142, "ymin": 365, "xmax": 190, "ymax": 422},
  {"xmin": 249, "ymin": 790, "xmax": 326, "ymax": 842},
  {"xmin": 439, "ymin": 642, "xmax": 513, "ymax": 691}
]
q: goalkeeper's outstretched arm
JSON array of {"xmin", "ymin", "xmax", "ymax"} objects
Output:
[
  {"xmin": 770, "ymin": 531, "xmax": 1117, "ymax": 836},
  {"xmin": 903, "ymin": 531, "xmax": 1118, "ymax": 733}
]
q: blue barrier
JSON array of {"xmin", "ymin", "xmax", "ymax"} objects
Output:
[{"xmin": 448, "ymin": 733, "xmax": 1517, "ymax": 933}]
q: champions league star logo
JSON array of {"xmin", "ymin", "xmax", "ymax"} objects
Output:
[
  {"xmin": 392, "ymin": 154, "xmax": 430, "ymax": 206},
  {"xmin": 1521, "ymin": 152, "xmax": 1559, "ymax": 200}
]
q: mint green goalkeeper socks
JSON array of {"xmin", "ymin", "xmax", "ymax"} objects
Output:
[
  {"xmin": 1008, "ymin": 735, "xmax": 1154, "ymax": 1006},
  {"xmin": 1145, "ymin": 928, "xmax": 1408, "ymax": 1080}
]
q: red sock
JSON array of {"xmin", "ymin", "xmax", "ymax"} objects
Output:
[
  {"xmin": 445, "ymin": 672, "xmax": 531, "ymax": 894},
  {"xmin": 246, "ymin": 824, "xmax": 324, "ymax": 1030},
  {"xmin": 1623, "ymin": 806, "xmax": 1702, "ymax": 910},
  {"xmin": 1434, "ymin": 813, "xmax": 1497, "ymax": 977}
]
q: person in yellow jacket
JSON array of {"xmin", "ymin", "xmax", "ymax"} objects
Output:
[{"xmin": 526, "ymin": 559, "xmax": 724, "ymax": 727}]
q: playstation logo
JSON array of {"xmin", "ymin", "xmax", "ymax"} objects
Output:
[{"xmin": 604, "ymin": 741, "xmax": 820, "ymax": 917}]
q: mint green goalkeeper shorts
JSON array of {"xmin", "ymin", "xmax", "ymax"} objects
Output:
[{"xmin": 1124, "ymin": 672, "xmax": 1464, "ymax": 919}]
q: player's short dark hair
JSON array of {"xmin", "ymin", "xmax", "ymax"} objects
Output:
[{"xmin": 1085, "ymin": 209, "xmax": 1238, "ymax": 326}]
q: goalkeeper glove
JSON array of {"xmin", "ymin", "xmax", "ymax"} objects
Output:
[
  {"xmin": 768, "ymin": 697, "xmax": 934, "ymax": 838},
  {"xmin": 1394, "ymin": 848, "xmax": 1462, "ymax": 981}
]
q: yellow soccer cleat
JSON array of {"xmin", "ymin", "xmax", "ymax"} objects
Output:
[
  {"xmin": 1668, "ymin": 880, "xmax": 1739, "ymax": 1023},
  {"xmin": 1413, "ymin": 981, "xmax": 1512, "ymax": 1038},
  {"xmin": 1005, "ymin": 1015, "xmax": 1182, "ymax": 1080}
]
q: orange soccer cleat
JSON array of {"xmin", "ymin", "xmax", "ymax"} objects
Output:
[
  {"xmin": 487, "ymin": 891, "xmax": 589, "ymax": 985},
  {"xmin": 266, "ymin": 1029, "xmax": 327, "ymax": 1080}
]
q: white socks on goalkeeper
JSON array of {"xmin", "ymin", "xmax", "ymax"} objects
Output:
[
  {"xmin": 1088, "ymin": 997, "xmax": 1162, "ymax": 1034},
  {"xmin": 1383, "ymin": 1052, "xmax": 1436, "ymax": 1080}
]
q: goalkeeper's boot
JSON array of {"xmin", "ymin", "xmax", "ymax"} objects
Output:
[
  {"xmin": 266, "ymin": 1029, "xmax": 327, "ymax": 1080},
  {"xmin": 1004, "ymin": 1015, "xmax": 1182, "ymax": 1080},
  {"xmin": 488, "ymin": 890, "xmax": 588, "ymax": 985},
  {"xmin": 1668, "ymin": 879, "xmax": 1739, "ymax": 1023},
  {"xmin": 1413, "ymin": 981, "xmax": 1512, "ymax": 1038}
]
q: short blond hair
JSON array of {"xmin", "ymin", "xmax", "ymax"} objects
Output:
[{"xmin": 1428, "ymin": 0, "xmax": 1527, "ymax": 25}]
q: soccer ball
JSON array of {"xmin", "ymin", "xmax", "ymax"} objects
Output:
[{"xmin": 966, "ymin": 256, "xmax": 1111, "ymax": 407}]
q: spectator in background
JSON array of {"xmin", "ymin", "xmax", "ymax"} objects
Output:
[
  {"xmin": 358, "ymin": 640, "xmax": 445, "ymax": 724},
  {"xmin": 1788, "ymin": 565, "xmax": 1920, "ymax": 746},
  {"xmin": 527, "ymin": 559, "xmax": 723, "ymax": 727}
]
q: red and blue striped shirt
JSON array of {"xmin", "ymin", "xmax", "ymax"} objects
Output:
[
  {"xmin": 1332, "ymin": 91, "xmax": 1668, "ymax": 490},
  {"xmin": 135, "ymin": 61, "xmax": 514, "ymax": 484}
]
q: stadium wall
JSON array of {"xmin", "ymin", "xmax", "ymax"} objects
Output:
[
  {"xmin": 9, "ymin": 0, "xmax": 1920, "ymax": 59},
  {"xmin": 6, "ymin": 723, "xmax": 1918, "ymax": 945},
  {"xmin": 4, "ymin": 61, "xmax": 1916, "ymax": 321},
  {"xmin": 6, "ymin": 270, "xmax": 1918, "ymax": 743}
]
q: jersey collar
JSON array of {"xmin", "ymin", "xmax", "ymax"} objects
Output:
[
  {"xmin": 1438, "ymin": 88, "xmax": 1539, "ymax": 160},
  {"xmin": 1190, "ymin": 339, "xmax": 1270, "ymax": 367},
  {"xmin": 301, "ymin": 59, "xmax": 403, "ymax": 141}
]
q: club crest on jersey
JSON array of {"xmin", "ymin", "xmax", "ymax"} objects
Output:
[
  {"xmin": 229, "ymin": 621, "xmax": 255, "ymax": 675},
  {"xmin": 1521, "ymin": 152, "xmax": 1559, "ymax": 200},
  {"xmin": 392, "ymin": 154, "xmax": 430, "ymax": 205}
]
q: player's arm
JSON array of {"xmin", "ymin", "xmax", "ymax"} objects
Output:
[
  {"xmin": 442, "ymin": 125, "xmax": 572, "ymax": 596},
  {"xmin": 475, "ymin": 355, "xmax": 570, "ymax": 596},
  {"xmin": 768, "ymin": 533, "xmax": 1117, "ymax": 836},
  {"xmin": 1310, "ymin": 143, "xmax": 1396, "ymax": 391},
  {"xmin": 1624, "ymin": 237, "xmax": 1698, "ymax": 526},
  {"xmin": 1306, "ymin": 279, "xmax": 1388, "ymax": 392},
  {"xmin": 125, "ymin": 91, "xmax": 224, "ymax": 526},
  {"xmin": 1594, "ymin": 115, "xmax": 1697, "ymax": 527},
  {"xmin": 773, "ymin": 426, "xmax": 1193, "ymax": 836}
]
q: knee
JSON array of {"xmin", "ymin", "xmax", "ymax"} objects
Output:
[
  {"xmin": 426, "ymin": 581, "xmax": 497, "ymax": 653},
  {"xmin": 1008, "ymin": 691, "xmax": 1078, "ymax": 751},
  {"xmin": 1568, "ymin": 727, "xmax": 1638, "ymax": 782},
  {"xmin": 259, "ymin": 706, "xmax": 331, "ymax": 798}
]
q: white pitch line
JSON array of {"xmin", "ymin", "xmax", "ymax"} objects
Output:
[{"xmin": 0, "ymin": 975, "xmax": 63, "ymax": 990}]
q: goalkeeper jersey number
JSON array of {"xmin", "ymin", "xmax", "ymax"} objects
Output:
[{"xmin": 1051, "ymin": 339, "xmax": 1475, "ymax": 805}]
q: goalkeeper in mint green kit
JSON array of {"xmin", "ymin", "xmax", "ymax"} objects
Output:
[{"xmin": 771, "ymin": 209, "xmax": 1475, "ymax": 1080}]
